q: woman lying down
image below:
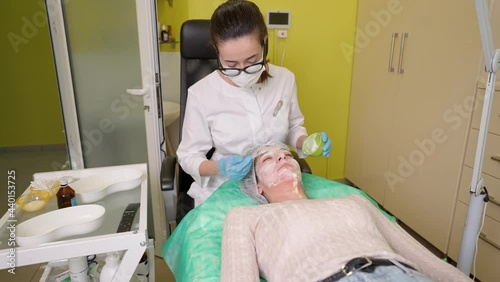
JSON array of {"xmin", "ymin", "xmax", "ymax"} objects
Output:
[{"xmin": 221, "ymin": 143, "xmax": 471, "ymax": 282}]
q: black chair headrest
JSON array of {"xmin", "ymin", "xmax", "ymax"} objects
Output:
[{"xmin": 181, "ymin": 19, "xmax": 217, "ymax": 60}]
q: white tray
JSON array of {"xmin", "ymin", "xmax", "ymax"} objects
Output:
[
  {"xmin": 70, "ymin": 168, "xmax": 143, "ymax": 203},
  {"xmin": 17, "ymin": 205, "xmax": 105, "ymax": 247}
]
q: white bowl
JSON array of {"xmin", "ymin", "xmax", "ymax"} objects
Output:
[
  {"xmin": 17, "ymin": 205, "xmax": 105, "ymax": 247},
  {"xmin": 70, "ymin": 168, "xmax": 143, "ymax": 203}
]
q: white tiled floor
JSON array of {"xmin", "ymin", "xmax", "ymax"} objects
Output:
[
  {"xmin": 0, "ymin": 146, "xmax": 175, "ymax": 281},
  {"xmin": 0, "ymin": 256, "xmax": 174, "ymax": 281}
]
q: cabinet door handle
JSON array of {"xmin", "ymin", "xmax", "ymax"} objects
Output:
[
  {"xmin": 488, "ymin": 195, "xmax": 500, "ymax": 207},
  {"xmin": 479, "ymin": 232, "xmax": 500, "ymax": 251},
  {"xmin": 491, "ymin": 155, "xmax": 500, "ymax": 162},
  {"xmin": 397, "ymin": 32, "xmax": 409, "ymax": 74},
  {"xmin": 388, "ymin": 33, "xmax": 398, "ymax": 72}
]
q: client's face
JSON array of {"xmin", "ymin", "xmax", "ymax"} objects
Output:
[{"xmin": 254, "ymin": 146, "xmax": 303, "ymax": 199}]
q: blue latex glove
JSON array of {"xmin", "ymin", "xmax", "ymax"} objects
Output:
[
  {"xmin": 217, "ymin": 155, "xmax": 253, "ymax": 181},
  {"xmin": 320, "ymin": 132, "xmax": 332, "ymax": 157}
]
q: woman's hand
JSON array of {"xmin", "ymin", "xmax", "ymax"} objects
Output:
[
  {"xmin": 320, "ymin": 132, "xmax": 332, "ymax": 157},
  {"xmin": 217, "ymin": 155, "xmax": 253, "ymax": 180}
]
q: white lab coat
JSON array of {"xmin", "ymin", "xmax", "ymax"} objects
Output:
[{"xmin": 177, "ymin": 64, "xmax": 308, "ymax": 205}]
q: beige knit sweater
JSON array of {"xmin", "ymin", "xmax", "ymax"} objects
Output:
[{"xmin": 221, "ymin": 195, "xmax": 471, "ymax": 282}]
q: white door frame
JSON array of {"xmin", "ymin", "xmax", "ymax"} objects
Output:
[
  {"xmin": 134, "ymin": 0, "xmax": 168, "ymax": 254},
  {"xmin": 46, "ymin": 0, "xmax": 84, "ymax": 170}
]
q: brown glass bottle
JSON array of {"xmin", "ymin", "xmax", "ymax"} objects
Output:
[
  {"xmin": 57, "ymin": 179, "xmax": 77, "ymax": 209},
  {"xmin": 167, "ymin": 25, "xmax": 172, "ymax": 42}
]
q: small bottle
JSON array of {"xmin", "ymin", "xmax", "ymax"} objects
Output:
[
  {"xmin": 161, "ymin": 25, "xmax": 168, "ymax": 42},
  {"xmin": 167, "ymin": 25, "xmax": 172, "ymax": 42},
  {"xmin": 68, "ymin": 256, "xmax": 89, "ymax": 282},
  {"xmin": 100, "ymin": 253, "xmax": 121, "ymax": 282},
  {"xmin": 57, "ymin": 178, "xmax": 77, "ymax": 209}
]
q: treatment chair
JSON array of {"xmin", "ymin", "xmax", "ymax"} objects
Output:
[{"xmin": 160, "ymin": 19, "xmax": 311, "ymax": 225}]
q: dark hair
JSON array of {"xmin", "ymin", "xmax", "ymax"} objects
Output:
[{"xmin": 210, "ymin": 0, "xmax": 271, "ymax": 83}]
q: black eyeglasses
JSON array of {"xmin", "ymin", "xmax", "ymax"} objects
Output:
[{"xmin": 217, "ymin": 59, "xmax": 265, "ymax": 77}]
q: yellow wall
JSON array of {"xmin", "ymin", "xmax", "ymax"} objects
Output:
[
  {"xmin": 1, "ymin": 0, "xmax": 357, "ymax": 179},
  {"xmin": 157, "ymin": 0, "xmax": 187, "ymax": 52},
  {"xmin": 1, "ymin": 0, "xmax": 65, "ymax": 147},
  {"xmin": 157, "ymin": 0, "xmax": 357, "ymax": 179}
]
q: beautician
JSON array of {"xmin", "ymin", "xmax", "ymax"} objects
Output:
[{"xmin": 177, "ymin": 0, "xmax": 332, "ymax": 206}]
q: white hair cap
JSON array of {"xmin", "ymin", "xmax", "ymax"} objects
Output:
[{"xmin": 239, "ymin": 142, "xmax": 291, "ymax": 204}]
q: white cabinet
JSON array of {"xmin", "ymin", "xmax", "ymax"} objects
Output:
[
  {"xmin": 0, "ymin": 164, "xmax": 150, "ymax": 281},
  {"xmin": 346, "ymin": 0, "xmax": 482, "ymax": 252},
  {"xmin": 346, "ymin": 0, "xmax": 404, "ymax": 204}
]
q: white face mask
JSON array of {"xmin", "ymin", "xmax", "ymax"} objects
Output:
[
  {"xmin": 220, "ymin": 51, "xmax": 266, "ymax": 88},
  {"xmin": 254, "ymin": 147, "xmax": 302, "ymax": 189},
  {"xmin": 228, "ymin": 65, "xmax": 266, "ymax": 88}
]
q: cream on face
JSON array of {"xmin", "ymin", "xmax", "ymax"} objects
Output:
[{"xmin": 254, "ymin": 146, "xmax": 302, "ymax": 190}]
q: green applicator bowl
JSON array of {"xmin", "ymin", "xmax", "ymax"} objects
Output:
[{"xmin": 302, "ymin": 133, "xmax": 324, "ymax": 157}]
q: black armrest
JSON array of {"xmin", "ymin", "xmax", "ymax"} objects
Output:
[
  {"xmin": 160, "ymin": 156, "xmax": 177, "ymax": 191},
  {"xmin": 291, "ymin": 151, "xmax": 312, "ymax": 174}
]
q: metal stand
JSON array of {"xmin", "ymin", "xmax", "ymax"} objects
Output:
[{"xmin": 457, "ymin": 0, "xmax": 499, "ymax": 274}]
